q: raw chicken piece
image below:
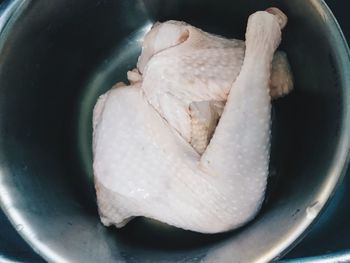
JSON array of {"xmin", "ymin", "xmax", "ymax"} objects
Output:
[
  {"xmin": 137, "ymin": 20, "xmax": 293, "ymax": 153},
  {"xmin": 93, "ymin": 8, "xmax": 288, "ymax": 233}
]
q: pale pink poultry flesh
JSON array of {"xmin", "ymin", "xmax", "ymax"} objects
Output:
[
  {"xmin": 93, "ymin": 8, "xmax": 291, "ymax": 233},
  {"xmin": 129, "ymin": 19, "xmax": 292, "ymax": 154}
]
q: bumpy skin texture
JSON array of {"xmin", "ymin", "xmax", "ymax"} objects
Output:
[
  {"xmin": 138, "ymin": 20, "xmax": 293, "ymax": 153},
  {"xmin": 93, "ymin": 9, "xmax": 289, "ymax": 233}
]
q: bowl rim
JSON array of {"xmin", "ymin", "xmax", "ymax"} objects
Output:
[{"xmin": 0, "ymin": 0, "xmax": 349, "ymax": 262}]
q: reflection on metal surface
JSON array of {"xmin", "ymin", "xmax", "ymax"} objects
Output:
[
  {"xmin": 305, "ymin": 202, "xmax": 321, "ymax": 220},
  {"xmin": 0, "ymin": 0, "xmax": 20, "ymax": 34},
  {"xmin": 282, "ymin": 249, "xmax": 350, "ymax": 263},
  {"xmin": 0, "ymin": 0, "xmax": 349, "ymax": 262},
  {"xmin": 1, "ymin": 198, "xmax": 67, "ymax": 263},
  {"xmin": 310, "ymin": 0, "xmax": 329, "ymax": 22},
  {"xmin": 0, "ymin": 255, "xmax": 25, "ymax": 263}
]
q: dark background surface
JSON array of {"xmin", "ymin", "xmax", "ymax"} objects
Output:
[{"xmin": 0, "ymin": 0, "xmax": 349, "ymax": 262}]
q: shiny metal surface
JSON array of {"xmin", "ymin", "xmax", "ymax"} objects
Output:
[
  {"xmin": 282, "ymin": 249, "xmax": 350, "ymax": 263},
  {"xmin": 284, "ymin": 164, "xmax": 350, "ymax": 260},
  {"xmin": 0, "ymin": 0, "xmax": 349, "ymax": 262}
]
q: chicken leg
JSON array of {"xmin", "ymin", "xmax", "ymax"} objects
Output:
[{"xmin": 137, "ymin": 19, "xmax": 292, "ymax": 154}]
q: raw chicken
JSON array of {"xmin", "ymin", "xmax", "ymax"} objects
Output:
[
  {"xmin": 136, "ymin": 19, "xmax": 293, "ymax": 154},
  {"xmin": 93, "ymin": 8, "xmax": 291, "ymax": 233}
]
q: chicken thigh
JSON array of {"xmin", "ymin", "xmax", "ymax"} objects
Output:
[
  {"xmin": 93, "ymin": 8, "xmax": 289, "ymax": 233},
  {"xmin": 136, "ymin": 20, "xmax": 292, "ymax": 153}
]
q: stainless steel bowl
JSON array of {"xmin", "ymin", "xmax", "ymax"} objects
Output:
[{"xmin": 0, "ymin": 0, "xmax": 349, "ymax": 262}]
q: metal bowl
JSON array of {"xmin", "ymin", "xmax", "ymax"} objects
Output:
[{"xmin": 0, "ymin": 0, "xmax": 349, "ymax": 262}]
